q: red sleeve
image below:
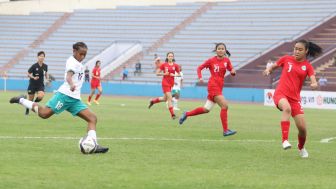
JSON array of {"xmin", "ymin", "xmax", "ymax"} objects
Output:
[
  {"xmin": 175, "ymin": 64, "xmax": 180, "ymax": 73},
  {"xmin": 276, "ymin": 56, "xmax": 287, "ymax": 67},
  {"xmin": 226, "ymin": 58, "xmax": 233, "ymax": 71},
  {"xmin": 197, "ymin": 58, "xmax": 211, "ymax": 79},
  {"xmin": 307, "ymin": 63, "xmax": 315, "ymax": 77}
]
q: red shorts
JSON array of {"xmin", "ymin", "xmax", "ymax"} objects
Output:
[
  {"xmin": 273, "ymin": 92, "xmax": 303, "ymax": 117},
  {"xmin": 162, "ymin": 85, "xmax": 172, "ymax": 93},
  {"xmin": 90, "ymin": 81, "xmax": 101, "ymax": 89},
  {"xmin": 207, "ymin": 87, "xmax": 222, "ymax": 102}
]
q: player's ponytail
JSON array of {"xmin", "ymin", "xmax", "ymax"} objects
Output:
[
  {"xmin": 214, "ymin": 43, "xmax": 231, "ymax": 57},
  {"xmin": 296, "ymin": 39, "xmax": 322, "ymax": 58}
]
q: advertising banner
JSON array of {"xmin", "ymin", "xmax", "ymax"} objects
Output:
[{"xmin": 264, "ymin": 89, "xmax": 336, "ymax": 109}]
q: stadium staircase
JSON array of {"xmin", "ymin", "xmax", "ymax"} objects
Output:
[{"xmin": 231, "ymin": 14, "xmax": 336, "ymax": 89}]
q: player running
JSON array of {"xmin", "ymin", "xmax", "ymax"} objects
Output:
[
  {"xmin": 263, "ymin": 39, "xmax": 322, "ymax": 158},
  {"xmin": 179, "ymin": 43, "xmax": 237, "ymax": 137},
  {"xmin": 87, "ymin": 60, "xmax": 102, "ymax": 105},
  {"xmin": 172, "ymin": 65, "xmax": 183, "ymax": 110},
  {"xmin": 25, "ymin": 51, "xmax": 48, "ymax": 115},
  {"xmin": 9, "ymin": 42, "xmax": 108, "ymax": 154},
  {"xmin": 148, "ymin": 52, "xmax": 181, "ymax": 119}
]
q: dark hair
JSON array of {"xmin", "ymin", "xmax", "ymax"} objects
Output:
[
  {"xmin": 37, "ymin": 51, "xmax": 45, "ymax": 57},
  {"xmin": 214, "ymin": 43, "xmax": 231, "ymax": 57},
  {"xmin": 165, "ymin": 52, "xmax": 175, "ymax": 62},
  {"xmin": 295, "ymin": 39, "xmax": 322, "ymax": 58},
  {"xmin": 95, "ymin": 60, "xmax": 101, "ymax": 66},
  {"xmin": 73, "ymin": 42, "xmax": 88, "ymax": 51}
]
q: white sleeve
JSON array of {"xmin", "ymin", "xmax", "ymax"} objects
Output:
[{"xmin": 66, "ymin": 59, "xmax": 76, "ymax": 73}]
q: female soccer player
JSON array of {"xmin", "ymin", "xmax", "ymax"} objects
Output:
[
  {"xmin": 9, "ymin": 42, "xmax": 108, "ymax": 153},
  {"xmin": 25, "ymin": 51, "xmax": 48, "ymax": 115},
  {"xmin": 179, "ymin": 43, "xmax": 237, "ymax": 137},
  {"xmin": 263, "ymin": 39, "xmax": 322, "ymax": 158},
  {"xmin": 172, "ymin": 65, "xmax": 183, "ymax": 110},
  {"xmin": 148, "ymin": 52, "xmax": 180, "ymax": 119},
  {"xmin": 87, "ymin": 60, "xmax": 102, "ymax": 105}
]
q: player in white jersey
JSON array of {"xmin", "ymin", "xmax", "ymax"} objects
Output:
[
  {"xmin": 172, "ymin": 65, "xmax": 183, "ymax": 110},
  {"xmin": 9, "ymin": 42, "xmax": 108, "ymax": 154}
]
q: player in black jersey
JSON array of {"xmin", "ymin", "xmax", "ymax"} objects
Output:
[{"xmin": 26, "ymin": 51, "xmax": 48, "ymax": 115}]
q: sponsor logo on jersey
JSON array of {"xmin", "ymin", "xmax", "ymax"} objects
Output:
[{"xmin": 301, "ymin": 66, "xmax": 306, "ymax": 71}]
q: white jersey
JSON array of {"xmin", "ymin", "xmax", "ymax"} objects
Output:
[
  {"xmin": 173, "ymin": 71, "xmax": 183, "ymax": 90},
  {"xmin": 57, "ymin": 56, "xmax": 84, "ymax": 99}
]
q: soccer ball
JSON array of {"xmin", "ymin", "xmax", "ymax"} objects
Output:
[{"xmin": 79, "ymin": 135, "xmax": 97, "ymax": 154}]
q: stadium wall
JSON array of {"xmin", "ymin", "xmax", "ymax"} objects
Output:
[{"xmin": 0, "ymin": 78, "xmax": 264, "ymax": 102}]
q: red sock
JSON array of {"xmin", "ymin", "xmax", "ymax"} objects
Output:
[
  {"xmin": 186, "ymin": 107, "xmax": 207, "ymax": 117},
  {"xmin": 168, "ymin": 106, "xmax": 174, "ymax": 116},
  {"xmin": 220, "ymin": 109, "xmax": 228, "ymax": 132},
  {"xmin": 281, "ymin": 121, "xmax": 290, "ymax": 142},
  {"xmin": 95, "ymin": 94, "xmax": 101, "ymax": 101},
  {"xmin": 298, "ymin": 135, "xmax": 306, "ymax": 150},
  {"xmin": 88, "ymin": 96, "xmax": 92, "ymax": 102},
  {"xmin": 152, "ymin": 98, "xmax": 161, "ymax": 104}
]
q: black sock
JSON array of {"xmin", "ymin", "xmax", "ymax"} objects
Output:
[{"xmin": 34, "ymin": 98, "xmax": 42, "ymax": 102}]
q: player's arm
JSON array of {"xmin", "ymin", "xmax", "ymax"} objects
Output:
[
  {"xmin": 197, "ymin": 61, "xmax": 208, "ymax": 83},
  {"xmin": 263, "ymin": 63, "xmax": 279, "ymax": 76},
  {"xmin": 27, "ymin": 66, "xmax": 39, "ymax": 80},
  {"xmin": 156, "ymin": 65, "xmax": 167, "ymax": 76},
  {"xmin": 309, "ymin": 75, "xmax": 318, "ymax": 90},
  {"xmin": 45, "ymin": 65, "xmax": 49, "ymax": 80},
  {"xmin": 66, "ymin": 70, "xmax": 76, "ymax": 92},
  {"xmin": 227, "ymin": 60, "xmax": 236, "ymax": 76}
]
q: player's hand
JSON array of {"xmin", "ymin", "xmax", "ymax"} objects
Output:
[
  {"xmin": 263, "ymin": 69, "xmax": 271, "ymax": 76},
  {"xmin": 230, "ymin": 70, "xmax": 236, "ymax": 76},
  {"xmin": 198, "ymin": 78, "xmax": 204, "ymax": 84},
  {"xmin": 169, "ymin": 73, "xmax": 175, "ymax": 77},
  {"xmin": 70, "ymin": 85, "xmax": 76, "ymax": 92},
  {"xmin": 310, "ymin": 82, "xmax": 318, "ymax": 90},
  {"xmin": 34, "ymin": 76, "xmax": 39, "ymax": 80}
]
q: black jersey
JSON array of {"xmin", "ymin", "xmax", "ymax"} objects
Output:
[{"xmin": 28, "ymin": 62, "xmax": 48, "ymax": 86}]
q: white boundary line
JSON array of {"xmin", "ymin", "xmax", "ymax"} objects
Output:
[
  {"xmin": 0, "ymin": 136, "xmax": 276, "ymax": 143},
  {"xmin": 0, "ymin": 136, "xmax": 333, "ymax": 143},
  {"xmin": 320, "ymin": 137, "xmax": 336, "ymax": 143}
]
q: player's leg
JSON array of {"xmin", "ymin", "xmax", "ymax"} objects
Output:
[
  {"xmin": 172, "ymin": 91, "xmax": 180, "ymax": 110},
  {"xmin": 9, "ymin": 94, "xmax": 54, "ymax": 119},
  {"xmin": 165, "ymin": 91, "xmax": 176, "ymax": 119},
  {"xmin": 148, "ymin": 86, "xmax": 168, "ymax": 109},
  {"xmin": 77, "ymin": 109, "xmax": 109, "ymax": 153},
  {"xmin": 87, "ymin": 88, "xmax": 95, "ymax": 105},
  {"xmin": 26, "ymin": 86, "xmax": 35, "ymax": 115},
  {"xmin": 214, "ymin": 95, "xmax": 236, "ymax": 136},
  {"xmin": 179, "ymin": 99, "xmax": 211, "ymax": 125},
  {"xmin": 277, "ymin": 98, "xmax": 292, "ymax": 149},
  {"xmin": 94, "ymin": 85, "xmax": 102, "ymax": 105},
  {"xmin": 35, "ymin": 90, "xmax": 45, "ymax": 102},
  {"xmin": 293, "ymin": 114, "xmax": 308, "ymax": 158}
]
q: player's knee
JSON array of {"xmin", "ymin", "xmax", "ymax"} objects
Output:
[{"xmin": 283, "ymin": 107, "xmax": 291, "ymax": 115}]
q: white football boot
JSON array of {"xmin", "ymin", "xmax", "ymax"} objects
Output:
[
  {"xmin": 282, "ymin": 140, "xmax": 292, "ymax": 150},
  {"xmin": 299, "ymin": 147, "xmax": 309, "ymax": 158}
]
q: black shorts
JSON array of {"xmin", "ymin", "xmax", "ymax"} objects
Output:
[{"xmin": 27, "ymin": 84, "xmax": 45, "ymax": 95}]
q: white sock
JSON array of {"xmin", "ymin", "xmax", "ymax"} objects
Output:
[
  {"xmin": 20, "ymin": 98, "xmax": 34, "ymax": 109},
  {"xmin": 172, "ymin": 98, "xmax": 178, "ymax": 108},
  {"xmin": 87, "ymin": 130, "xmax": 97, "ymax": 143}
]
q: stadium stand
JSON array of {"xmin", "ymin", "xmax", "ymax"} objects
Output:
[{"xmin": 1, "ymin": 0, "xmax": 336, "ymax": 89}]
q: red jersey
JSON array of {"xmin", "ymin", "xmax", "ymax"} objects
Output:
[
  {"xmin": 275, "ymin": 55, "xmax": 314, "ymax": 101},
  {"xmin": 160, "ymin": 62, "xmax": 180, "ymax": 87},
  {"xmin": 91, "ymin": 67, "xmax": 101, "ymax": 83},
  {"xmin": 197, "ymin": 56, "xmax": 233, "ymax": 90}
]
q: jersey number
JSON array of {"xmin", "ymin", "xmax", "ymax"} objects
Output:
[
  {"xmin": 55, "ymin": 101, "xmax": 64, "ymax": 110},
  {"xmin": 78, "ymin": 73, "xmax": 83, "ymax": 80},
  {"xmin": 287, "ymin": 64, "xmax": 293, "ymax": 72},
  {"xmin": 214, "ymin": 64, "xmax": 220, "ymax": 72}
]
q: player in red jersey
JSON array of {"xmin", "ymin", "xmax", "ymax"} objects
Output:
[
  {"xmin": 179, "ymin": 43, "xmax": 237, "ymax": 137},
  {"xmin": 263, "ymin": 39, "xmax": 322, "ymax": 158},
  {"xmin": 87, "ymin": 60, "xmax": 102, "ymax": 105},
  {"xmin": 148, "ymin": 52, "xmax": 181, "ymax": 119}
]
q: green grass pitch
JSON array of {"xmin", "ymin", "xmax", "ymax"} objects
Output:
[{"xmin": 1, "ymin": 91, "xmax": 335, "ymax": 189}]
